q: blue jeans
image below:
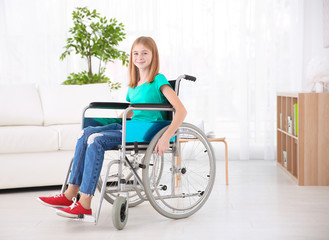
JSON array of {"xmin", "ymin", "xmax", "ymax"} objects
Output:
[{"xmin": 69, "ymin": 123, "xmax": 122, "ymax": 195}]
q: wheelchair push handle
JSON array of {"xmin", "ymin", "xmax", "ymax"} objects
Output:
[
  {"xmin": 176, "ymin": 74, "xmax": 196, "ymax": 82},
  {"xmin": 183, "ymin": 74, "xmax": 196, "ymax": 81}
]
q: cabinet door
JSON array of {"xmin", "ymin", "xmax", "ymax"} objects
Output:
[
  {"xmin": 298, "ymin": 93, "xmax": 329, "ymax": 185},
  {"xmin": 318, "ymin": 94, "xmax": 329, "ymax": 185}
]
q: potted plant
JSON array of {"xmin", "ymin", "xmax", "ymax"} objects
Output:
[{"xmin": 60, "ymin": 7, "xmax": 129, "ymax": 90}]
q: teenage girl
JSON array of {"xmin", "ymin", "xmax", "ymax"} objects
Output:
[{"xmin": 38, "ymin": 36, "xmax": 187, "ymax": 218}]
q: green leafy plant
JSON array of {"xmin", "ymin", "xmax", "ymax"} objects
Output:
[{"xmin": 60, "ymin": 7, "xmax": 129, "ymax": 90}]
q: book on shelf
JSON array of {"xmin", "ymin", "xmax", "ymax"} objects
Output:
[
  {"xmin": 294, "ymin": 103, "xmax": 298, "ymax": 136},
  {"xmin": 283, "ymin": 150, "xmax": 287, "ymax": 168},
  {"xmin": 287, "ymin": 116, "xmax": 292, "ymax": 134}
]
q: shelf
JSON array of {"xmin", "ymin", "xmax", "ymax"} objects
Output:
[
  {"xmin": 277, "ymin": 128, "xmax": 298, "ymax": 140},
  {"xmin": 277, "ymin": 163, "xmax": 298, "ymax": 183},
  {"xmin": 277, "ymin": 92, "xmax": 329, "ymax": 186},
  {"xmin": 277, "ymin": 92, "xmax": 298, "ymax": 97}
]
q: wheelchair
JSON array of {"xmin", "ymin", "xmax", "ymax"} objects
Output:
[{"xmin": 60, "ymin": 74, "xmax": 216, "ymax": 230}]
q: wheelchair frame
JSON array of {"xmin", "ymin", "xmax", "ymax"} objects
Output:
[{"xmin": 60, "ymin": 74, "xmax": 216, "ymax": 229}]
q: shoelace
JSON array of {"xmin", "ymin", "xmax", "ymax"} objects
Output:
[{"xmin": 69, "ymin": 197, "xmax": 78, "ymax": 210}]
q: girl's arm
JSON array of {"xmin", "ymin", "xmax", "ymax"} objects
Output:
[
  {"xmin": 155, "ymin": 84, "xmax": 187, "ymax": 156},
  {"xmin": 118, "ymin": 109, "xmax": 134, "ymax": 119}
]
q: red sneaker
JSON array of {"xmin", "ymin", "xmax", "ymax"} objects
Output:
[
  {"xmin": 38, "ymin": 193, "xmax": 74, "ymax": 208},
  {"xmin": 56, "ymin": 198, "xmax": 92, "ymax": 218}
]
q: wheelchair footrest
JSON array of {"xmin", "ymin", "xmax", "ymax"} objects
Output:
[
  {"xmin": 75, "ymin": 214, "xmax": 96, "ymax": 223},
  {"xmin": 105, "ymin": 180, "xmax": 139, "ymax": 187}
]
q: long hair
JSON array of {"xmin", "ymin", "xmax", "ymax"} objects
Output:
[{"xmin": 128, "ymin": 36, "xmax": 160, "ymax": 88}]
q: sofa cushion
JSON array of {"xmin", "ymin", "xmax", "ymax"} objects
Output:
[
  {"xmin": 38, "ymin": 84, "xmax": 112, "ymax": 126},
  {"xmin": 0, "ymin": 126, "xmax": 59, "ymax": 153},
  {"xmin": 49, "ymin": 124, "xmax": 81, "ymax": 150},
  {"xmin": 0, "ymin": 151, "xmax": 74, "ymax": 189},
  {"xmin": 0, "ymin": 84, "xmax": 43, "ymax": 126}
]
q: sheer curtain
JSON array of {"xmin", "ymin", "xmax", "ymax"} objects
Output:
[{"xmin": 0, "ymin": 0, "xmax": 304, "ymax": 160}]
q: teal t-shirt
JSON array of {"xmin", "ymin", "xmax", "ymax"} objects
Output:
[{"xmin": 126, "ymin": 74, "xmax": 171, "ymax": 121}]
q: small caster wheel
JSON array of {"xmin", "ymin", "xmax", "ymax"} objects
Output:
[{"xmin": 112, "ymin": 196, "xmax": 128, "ymax": 230}]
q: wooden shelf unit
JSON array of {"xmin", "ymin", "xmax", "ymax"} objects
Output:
[{"xmin": 277, "ymin": 92, "xmax": 329, "ymax": 186}]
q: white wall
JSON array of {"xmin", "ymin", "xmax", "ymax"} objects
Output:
[
  {"xmin": 302, "ymin": 0, "xmax": 329, "ymax": 91},
  {"xmin": 0, "ymin": 0, "xmax": 327, "ymax": 160}
]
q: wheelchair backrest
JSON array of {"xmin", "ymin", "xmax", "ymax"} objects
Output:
[
  {"xmin": 167, "ymin": 80, "xmax": 179, "ymax": 121},
  {"xmin": 169, "ymin": 80, "xmax": 175, "ymax": 91}
]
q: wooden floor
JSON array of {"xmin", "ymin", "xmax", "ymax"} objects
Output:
[{"xmin": 1, "ymin": 160, "xmax": 329, "ymax": 240}]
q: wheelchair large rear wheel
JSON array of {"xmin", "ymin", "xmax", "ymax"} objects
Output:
[{"xmin": 142, "ymin": 123, "xmax": 216, "ymax": 219}]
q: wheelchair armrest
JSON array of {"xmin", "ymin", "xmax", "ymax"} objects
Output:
[
  {"xmin": 130, "ymin": 103, "xmax": 173, "ymax": 109},
  {"xmin": 88, "ymin": 102, "xmax": 130, "ymax": 109}
]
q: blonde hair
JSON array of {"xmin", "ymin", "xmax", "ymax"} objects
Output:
[{"xmin": 128, "ymin": 36, "xmax": 160, "ymax": 88}]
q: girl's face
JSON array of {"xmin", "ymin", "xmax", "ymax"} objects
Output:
[{"xmin": 132, "ymin": 44, "xmax": 152, "ymax": 71}]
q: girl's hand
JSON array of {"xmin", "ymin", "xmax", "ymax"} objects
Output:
[
  {"xmin": 154, "ymin": 135, "xmax": 170, "ymax": 156},
  {"xmin": 154, "ymin": 84, "xmax": 187, "ymax": 156}
]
